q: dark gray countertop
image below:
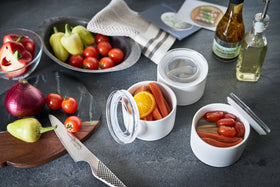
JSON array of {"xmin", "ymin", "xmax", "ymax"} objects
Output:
[{"xmin": 1, "ymin": 0, "xmax": 280, "ymax": 186}]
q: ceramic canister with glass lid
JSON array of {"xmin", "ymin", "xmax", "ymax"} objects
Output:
[
  {"xmin": 106, "ymin": 81, "xmax": 177, "ymax": 144},
  {"xmin": 157, "ymin": 48, "xmax": 208, "ymax": 106},
  {"xmin": 190, "ymin": 93, "xmax": 271, "ymax": 167}
]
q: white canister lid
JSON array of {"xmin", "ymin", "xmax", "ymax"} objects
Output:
[
  {"xmin": 158, "ymin": 48, "xmax": 208, "ymax": 88},
  {"xmin": 106, "ymin": 90, "xmax": 140, "ymax": 144},
  {"xmin": 227, "ymin": 93, "xmax": 271, "ymax": 135}
]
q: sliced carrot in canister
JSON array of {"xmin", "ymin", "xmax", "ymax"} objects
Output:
[{"xmin": 148, "ymin": 82, "xmax": 170, "ymax": 118}]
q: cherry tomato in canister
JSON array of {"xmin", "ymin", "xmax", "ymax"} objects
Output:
[
  {"xmin": 108, "ymin": 48, "xmax": 124, "ymax": 63},
  {"xmin": 204, "ymin": 111, "xmax": 224, "ymax": 122},
  {"xmin": 69, "ymin": 55, "xmax": 84, "ymax": 68},
  {"xmin": 64, "ymin": 116, "xmax": 82, "ymax": 133},
  {"xmin": 83, "ymin": 57, "xmax": 99, "ymax": 70},
  {"xmin": 235, "ymin": 122, "xmax": 245, "ymax": 137},
  {"xmin": 218, "ymin": 126, "xmax": 237, "ymax": 138},
  {"xmin": 100, "ymin": 57, "xmax": 114, "ymax": 69},
  {"xmin": 46, "ymin": 93, "xmax": 63, "ymax": 110},
  {"xmin": 95, "ymin": 34, "xmax": 109, "ymax": 44},
  {"xmin": 83, "ymin": 46, "xmax": 98, "ymax": 58},
  {"xmin": 61, "ymin": 97, "xmax": 78, "ymax": 114},
  {"xmin": 216, "ymin": 118, "xmax": 236, "ymax": 127},
  {"xmin": 97, "ymin": 41, "xmax": 112, "ymax": 56},
  {"xmin": 224, "ymin": 113, "xmax": 237, "ymax": 120}
]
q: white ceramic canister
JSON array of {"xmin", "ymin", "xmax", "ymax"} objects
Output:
[
  {"xmin": 157, "ymin": 48, "xmax": 208, "ymax": 106},
  {"xmin": 190, "ymin": 93, "xmax": 271, "ymax": 167},
  {"xmin": 106, "ymin": 81, "xmax": 177, "ymax": 144}
]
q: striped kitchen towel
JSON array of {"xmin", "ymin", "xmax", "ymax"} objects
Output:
[{"xmin": 87, "ymin": 0, "xmax": 176, "ymax": 64}]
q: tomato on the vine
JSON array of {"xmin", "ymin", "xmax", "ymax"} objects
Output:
[
  {"xmin": 100, "ymin": 57, "xmax": 114, "ymax": 69},
  {"xmin": 97, "ymin": 41, "xmax": 112, "ymax": 56},
  {"xmin": 46, "ymin": 93, "xmax": 63, "ymax": 110},
  {"xmin": 83, "ymin": 46, "xmax": 98, "ymax": 58},
  {"xmin": 61, "ymin": 97, "xmax": 78, "ymax": 114},
  {"xmin": 69, "ymin": 55, "xmax": 84, "ymax": 68},
  {"xmin": 64, "ymin": 116, "xmax": 82, "ymax": 133},
  {"xmin": 108, "ymin": 48, "xmax": 124, "ymax": 63},
  {"xmin": 95, "ymin": 34, "xmax": 109, "ymax": 44},
  {"xmin": 83, "ymin": 57, "xmax": 99, "ymax": 70}
]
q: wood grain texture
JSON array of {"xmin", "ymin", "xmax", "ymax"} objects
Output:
[{"xmin": 0, "ymin": 121, "xmax": 99, "ymax": 168}]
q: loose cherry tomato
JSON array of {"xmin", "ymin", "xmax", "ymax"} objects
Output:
[
  {"xmin": 216, "ymin": 118, "xmax": 236, "ymax": 127},
  {"xmin": 61, "ymin": 97, "xmax": 78, "ymax": 114},
  {"xmin": 218, "ymin": 126, "xmax": 236, "ymax": 138},
  {"xmin": 83, "ymin": 46, "xmax": 98, "ymax": 58},
  {"xmin": 204, "ymin": 111, "xmax": 224, "ymax": 122},
  {"xmin": 108, "ymin": 48, "xmax": 124, "ymax": 63},
  {"xmin": 97, "ymin": 41, "xmax": 112, "ymax": 56},
  {"xmin": 64, "ymin": 116, "xmax": 82, "ymax": 132},
  {"xmin": 83, "ymin": 57, "xmax": 99, "ymax": 70},
  {"xmin": 95, "ymin": 34, "xmax": 109, "ymax": 44},
  {"xmin": 224, "ymin": 113, "xmax": 237, "ymax": 120},
  {"xmin": 235, "ymin": 122, "xmax": 245, "ymax": 137},
  {"xmin": 69, "ymin": 55, "xmax": 84, "ymax": 68},
  {"xmin": 46, "ymin": 93, "xmax": 63, "ymax": 110},
  {"xmin": 100, "ymin": 57, "xmax": 114, "ymax": 69}
]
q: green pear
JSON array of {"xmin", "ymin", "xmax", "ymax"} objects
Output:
[{"xmin": 7, "ymin": 118, "xmax": 56, "ymax": 143}]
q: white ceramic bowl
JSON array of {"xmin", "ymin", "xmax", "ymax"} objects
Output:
[
  {"xmin": 190, "ymin": 103, "xmax": 250, "ymax": 167},
  {"xmin": 106, "ymin": 81, "xmax": 177, "ymax": 144},
  {"xmin": 128, "ymin": 81, "xmax": 177, "ymax": 141},
  {"xmin": 157, "ymin": 48, "xmax": 208, "ymax": 106}
]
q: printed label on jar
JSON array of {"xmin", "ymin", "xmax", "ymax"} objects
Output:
[{"xmin": 212, "ymin": 38, "xmax": 241, "ymax": 59}]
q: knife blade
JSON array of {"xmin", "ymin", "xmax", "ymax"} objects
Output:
[{"xmin": 49, "ymin": 115, "xmax": 126, "ymax": 187}]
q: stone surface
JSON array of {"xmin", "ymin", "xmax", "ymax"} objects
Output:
[{"xmin": 0, "ymin": 0, "xmax": 279, "ymax": 186}]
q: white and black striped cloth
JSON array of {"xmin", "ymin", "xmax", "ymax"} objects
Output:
[{"xmin": 87, "ymin": 0, "xmax": 176, "ymax": 64}]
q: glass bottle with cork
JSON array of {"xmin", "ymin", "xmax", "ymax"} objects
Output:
[
  {"xmin": 236, "ymin": 0, "xmax": 270, "ymax": 82},
  {"xmin": 212, "ymin": 0, "xmax": 245, "ymax": 62}
]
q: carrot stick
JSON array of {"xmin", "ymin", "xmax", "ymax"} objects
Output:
[
  {"xmin": 163, "ymin": 97, "xmax": 171, "ymax": 114},
  {"xmin": 197, "ymin": 131, "xmax": 242, "ymax": 143},
  {"xmin": 142, "ymin": 113, "xmax": 153, "ymax": 121},
  {"xmin": 152, "ymin": 105, "xmax": 162, "ymax": 120},
  {"xmin": 134, "ymin": 86, "xmax": 148, "ymax": 96},
  {"xmin": 148, "ymin": 82, "xmax": 170, "ymax": 118},
  {"xmin": 201, "ymin": 137, "xmax": 243, "ymax": 148}
]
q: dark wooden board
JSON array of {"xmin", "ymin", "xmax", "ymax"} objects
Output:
[{"xmin": 0, "ymin": 121, "xmax": 99, "ymax": 168}]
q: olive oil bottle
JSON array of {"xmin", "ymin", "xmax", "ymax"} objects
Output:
[
  {"xmin": 212, "ymin": 0, "xmax": 245, "ymax": 62},
  {"xmin": 236, "ymin": 13, "xmax": 269, "ymax": 82}
]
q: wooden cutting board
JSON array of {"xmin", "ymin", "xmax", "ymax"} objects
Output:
[{"xmin": 0, "ymin": 121, "xmax": 99, "ymax": 168}]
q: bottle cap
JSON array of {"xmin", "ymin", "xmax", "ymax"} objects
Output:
[
  {"xmin": 254, "ymin": 22, "xmax": 265, "ymax": 33},
  {"xmin": 230, "ymin": 0, "xmax": 244, "ymax": 4}
]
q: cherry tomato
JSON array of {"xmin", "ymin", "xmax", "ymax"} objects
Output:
[
  {"xmin": 204, "ymin": 111, "xmax": 224, "ymax": 122},
  {"xmin": 97, "ymin": 41, "xmax": 112, "ymax": 56},
  {"xmin": 64, "ymin": 116, "xmax": 82, "ymax": 133},
  {"xmin": 108, "ymin": 48, "xmax": 124, "ymax": 63},
  {"xmin": 235, "ymin": 122, "xmax": 245, "ymax": 137},
  {"xmin": 61, "ymin": 97, "xmax": 78, "ymax": 114},
  {"xmin": 46, "ymin": 93, "xmax": 63, "ymax": 110},
  {"xmin": 224, "ymin": 113, "xmax": 237, "ymax": 120},
  {"xmin": 218, "ymin": 126, "xmax": 236, "ymax": 138},
  {"xmin": 100, "ymin": 57, "xmax": 114, "ymax": 69},
  {"xmin": 83, "ymin": 57, "xmax": 99, "ymax": 70},
  {"xmin": 95, "ymin": 34, "xmax": 109, "ymax": 44},
  {"xmin": 83, "ymin": 46, "xmax": 98, "ymax": 58},
  {"xmin": 69, "ymin": 55, "xmax": 84, "ymax": 68},
  {"xmin": 216, "ymin": 118, "xmax": 235, "ymax": 127}
]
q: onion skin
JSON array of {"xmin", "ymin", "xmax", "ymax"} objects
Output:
[{"xmin": 4, "ymin": 79, "xmax": 45, "ymax": 118}]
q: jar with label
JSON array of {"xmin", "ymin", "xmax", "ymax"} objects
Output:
[{"xmin": 212, "ymin": 0, "xmax": 245, "ymax": 62}]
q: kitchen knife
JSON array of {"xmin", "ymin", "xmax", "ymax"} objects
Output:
[{"xmin": 49, "ymin": 115, "xmax": 126, "ymax": 187}]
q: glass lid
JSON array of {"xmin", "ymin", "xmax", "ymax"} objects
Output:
[
  {"xmin": 106, "ymin": 90, "xmax": 140, "ymax": 144},
  {"xmin": 227, "ymin": 93, "xmax": 271, "ymax": 135}
]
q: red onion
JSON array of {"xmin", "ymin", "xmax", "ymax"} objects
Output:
[{"xmin": 4, "ymin": 79, "xmax": 45, "ymax": 118}]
